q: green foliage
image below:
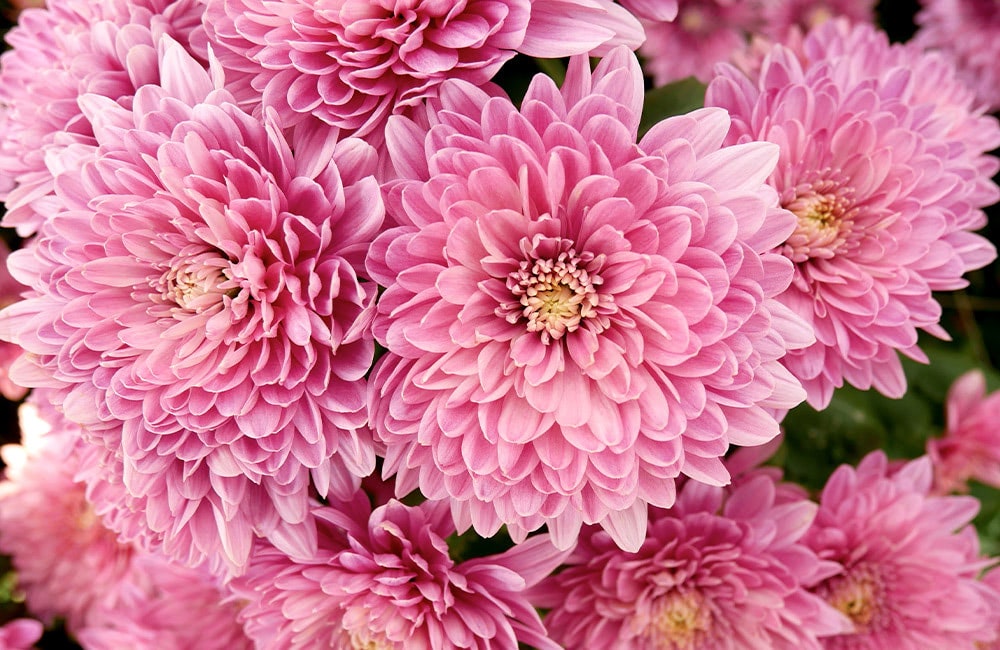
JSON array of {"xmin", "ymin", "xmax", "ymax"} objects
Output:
[{"xmin": 639, "ymin": 77, "xmax": 707, "ymax": 137}]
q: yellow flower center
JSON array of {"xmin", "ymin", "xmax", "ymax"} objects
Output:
[
  {"xmin": 502, "ymin": 237, "xmax": 603, "ymax": 345},
  {"xmin": 648, "ymin": 590, "xmax": 711, "ymax": 649},
  {"xmin": 781, "ymin": 179, "xmax": 858, "ymax": 263},
  {"xmin": 823, "ymin": 566, "xmax": 884, "ymax": 631}
]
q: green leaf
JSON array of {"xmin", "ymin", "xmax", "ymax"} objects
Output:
[
  {"xmin": 533, "ymin": 58, "xmax": 566, "ymax": 86},
  {"xmin": 639, "ymin": 77, "xmax": 706, "ymax": 137},
  {"xmin": 780, "ymin": 387, "xmax": 889, "ymax": 492}
]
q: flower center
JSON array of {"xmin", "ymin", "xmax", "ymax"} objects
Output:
[
  {"xmin": 781, "ymin": 179, "xmax": 857, "ymax": 263},
  {"xmin": 821, "ymin": 565, "xmax": 884, "ymax": 631},
  {"xmin": 500, "ymin": 236, "xmax": 603, "ymax": 345},
  {"xmin": 159, "ymin": 248, "xmax": 236, "ymax": 312},
  {"xmin": 804, "ymin": 5, "xmax": 835, "ymax": 28},
  {"xmin": 679, "ymin": 7, "xmax": 711, "ymax": 34},
  {"xmin": 343, "ymin": 625, "xmax": 394, "ymax": 650},
  {"xmin": 648, "ymin": 590, "xmax": 711, "ymax": 649}
]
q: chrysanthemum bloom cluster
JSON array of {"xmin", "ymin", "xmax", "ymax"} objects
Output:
[
  {"xmin": 804, "ymin": 451, "xmax": 996, "ymax": 648},
  {"xmin": 368, "ymin": 46, "xmax": 812, "ymax": 551},
  {"xmin": 0, "ymin": 39, "xmax": 385, "ymax": 574},
  {"xmin": 914, "ymin": 0, "xmax": 1000, "ymax": 112},
  {"xmin": 0, "ymin": 0, "xmax": 205, "ymax": 236},
  {"xmin": 75, "ymin": 553, "xmax": 251, "ymax": 650},
  {"xmin": 0, "ymin": 394, "xmax": 134, "ymax": 634},
  {"xmin": 201, "ymin": 0, "xmax": 643, "ymax": 148},
  {"xmin": 927, "ymin": 370, "xmax": 1000, "ymax": 494},
  {"xmin": 706, "ymin": 20, "xmax": 1000, "ymax": 408},
  {"xmin": 530, "ymin": 473, "xmax": 849, "ymax": 649},
  {"xmin": 229, "ymin": 491, "xmax": 566, "ymax": 649},
  {"xmin": 0, "ymin": 619, "xmax": 43, "ymax": 650}
]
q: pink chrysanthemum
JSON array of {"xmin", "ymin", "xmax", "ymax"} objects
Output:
[
  {"xmin": 76, "ymin": 553, "xmax": 251, "ymax": 650},
  {"xmin": 706, "ymin": 20, "xmax": 1000, "ymax": 408},
  {"xmin": 927, "ymin": 370, "xmax": 1000, "ymax": 494},
  {"xmin": 201, "ymin": 0, "xmax": 643, "ymax": 145},
  {"xmin": 0, "ymin": 240, "xmax": 27, "ymax": 401},
  {"xmin": 638, "ymin": 0, "xmax": 759, "ymax": 85},
  {"xmin": 0, "ymin": 40, "xmax": 385, "ymax": 574},
  {"xmin": 0, "ymin": 0, "xmax": 204, "ymax": 236},
  {"xmin": 229, "ymin": 492, "xmax": 565, "ymax": 650},
  {"xmin": 804, "ymin": 451, "xmax": 995, "ymax": 648},
  {"xmin": 367, "ymin": 47, "xmax": 812, "ymax": 551},
  {"xmin": 530, "ymin": 473, "xmax": 849, "ymax": 649},
  {"xmin": 0, "ymin": 393, "xmax": 134, "ymax": 633},
  {"xmin": 914, "ymin": 0, "xmax": 1000, "ymax": 112},
  {"xmin": 758, "ymin": 0, "xmax": 875, "ymax": 40},
  {"xmin": 0, "ymin": 619, "xmax": 43, "ymax": 650}
]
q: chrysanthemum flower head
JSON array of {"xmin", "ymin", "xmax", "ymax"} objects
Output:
[
  {"xmin": 914, "ymin": 0, "xmax": 1000, "ymax": 112},
  {"xmin": 229, "ymin": 491, "xmax": 566, "ymax": 649},
  {"xmin": 927, "ymin": 370, "xmax": 1000, "ymax": 494},
  {"xmin": 76, "ymin": 552, "xmax": 251, "ymax": 650},
  {"xmin": 368, "ymin": 46, "xmax": 812, "ymax": 551},
  {"xmin": 638, "ymin": 0, "xmax": 759, "ymax": 84},
  {"xmin": 201, "ymin": 0, "xmax": 643, "ymax": 145},
  {"xmin": 759, "ymin": 0, "xmax": 875, "ymax": 40},
  {"xmin": 530, "ymin": 472, "xmax": 849, "ymax": 649},
  {"xmin": 707, "ymin": 19, "xmax": 1000, "ymax": 408},
  {"xmin": 804, "ymin": 451, "xmax": 995, "ymax": 648},
  {"xmin": 0, "ymin": 0, "xmax": 205, "ymax": 236},
  {"xmin": 0, "ymin": 392, "xmax": 135, "ymax": 633},
  {"xmin": 0, "ymin": 38, "xmax": 385, "ymax": 574}
]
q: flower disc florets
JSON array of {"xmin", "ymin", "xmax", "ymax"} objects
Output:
[{"xmin": 367, "ymin": 47, "xmax": 812, "ymax": 551}]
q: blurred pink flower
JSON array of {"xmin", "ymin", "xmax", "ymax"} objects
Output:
[
  {"xmin": 201, "ymin": 0, "xmax": 643, "ymax": 145},
  {"xmin": 915, "ymin": 0, "xmax": 1000, "ymax": 112},
  {"xmin": 0, "ymin": 40, "xmax": 384, "ymax": 574},
  {"xmin": 0, "ymin": 0, "xmax": 205, "ymax": 236},
  {"xmin": 0, "ymin": 393, "xmax": 134, "ymax": 634},
  {"xmin": 707, "ymin": 20, "xmax": 1000, "ymax": 408},
  {"xmin": 368, "ymin": 47, "xmax": 811, "ymax": 551},
  {"xmin": 0, "ymin": 619, "xmax": 43, "ymax": 650},
  {"xmin": 759, "ymin": 0, "xmax": 875, "ymax": 40},
  {"xmin": 804, "ymin": 451, "xmax": 995, "ymax": 648},
  {"xmin": 76, "ymin": 553, "xmax": 251, "ymax": 650},
  {"xmin": 639, "ymin": 0, "xmax": 759, "ymax": 84},
  {"xmin": 229, "ymin": 492, "xmax": 565, "ymax": 650},
  {"xmin": 530, "ymin": 473, "xmax": 849, "ymax": 649},
  {"xmin": 0, "ymin": 240, "xmax": 27, "ymax": 401},
  {"xmin": 928, "ymin": 370, "xmax": 1000, "ymax": 494}
]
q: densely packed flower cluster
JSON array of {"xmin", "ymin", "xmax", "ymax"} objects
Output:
[{"xmin": 0, "ymin": 1, "xmax": 997, "ymax": 648}]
